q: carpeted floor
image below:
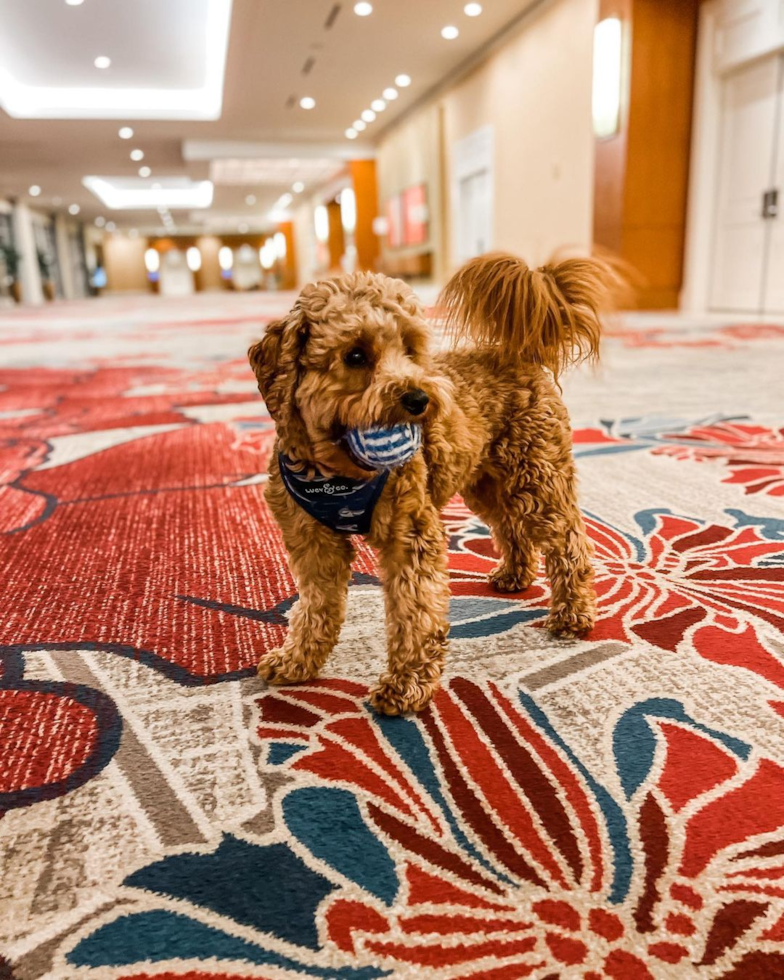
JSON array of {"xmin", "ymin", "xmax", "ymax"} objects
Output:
[{"xmin": 1, "ymin": 292, "xmax": 783, "ymax": 979}]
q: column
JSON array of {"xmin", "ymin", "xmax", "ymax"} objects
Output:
[{"xmin": 12, "ymin": 201, "xmax": 44, "ymax": 306}]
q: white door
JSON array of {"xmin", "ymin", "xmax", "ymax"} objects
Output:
[
  {"xmin": 457, "ymin": 169, "xmax": 492, "ymax": 263},
  {"xmin": 452, "ymin": 126, "xmax": 494, "ymax": 266},
  {"xmin": 711, "ymin": 53, "xmax": 780, "ymax": 312},
  {"xmin": 159, "ymin": 250, "xmax": 195, "ymax": 297}
]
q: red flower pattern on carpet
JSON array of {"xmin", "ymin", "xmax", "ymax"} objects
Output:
[
  {"xmin": 447, "ymin": 506, "xmax": 784, "ymax": 689},
  {"xmin": 651, "ymin": 420, "xmax": 784, "ymax": 496},
  {"xmin": 255, "ymin": 678, "xmax": 784, "ymax": 977}
]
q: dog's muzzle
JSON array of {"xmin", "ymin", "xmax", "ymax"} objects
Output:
[{"xmin": 400, "ymin": 388, "xmax": 429, "ymax": 416}]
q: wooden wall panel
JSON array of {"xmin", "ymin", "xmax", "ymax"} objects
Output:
[
  {"xmin": 593, "ymin": 0, "xmax": 631, "ymax": 255},
  {"xmin": 326, "ymin": 200, "xmax": 345, "ymax": 273},
  {"xmin": 277, "ymin": 221, "xmax": 297, "ymax": 289},
  {"xmin": 593, "ymin": 0, "xmax": 700, "ymax": 308},
  {"xmin": 350, "ymin": 159, "xmax": 380, "ymax": 272}
]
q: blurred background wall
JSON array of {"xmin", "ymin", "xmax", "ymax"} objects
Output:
[{"xmin": 3, "ymin": 0, "xmax": 782, "ymax": 316}]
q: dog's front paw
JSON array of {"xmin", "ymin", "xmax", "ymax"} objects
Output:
[
  {"xmin": 546, "ymin": 606, "xmax": 595, "ymax": 639},
  {"xmin": 257, "ymin": 648, "xmax": 318, "ymax": 685},
  {"xmin": 489, "ymin": 561, "xmax": 536, "ymax": 593},
  {"xmin": 368, "ymin": 673, "xmax": 439, "ymax": 716}
]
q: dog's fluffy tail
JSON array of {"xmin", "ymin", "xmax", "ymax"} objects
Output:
[{"xmin": 439, "ymin": 252, "xmax": 624, "ymax": 378}]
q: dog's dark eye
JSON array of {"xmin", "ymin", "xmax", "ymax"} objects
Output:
[{"xmin": 344, "ymin": 347, "xmax": 368, "ymax": 367}]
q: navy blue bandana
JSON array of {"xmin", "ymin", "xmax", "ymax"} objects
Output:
[{"xmin": 278, "ymin": 454, "xmax": 389, "ymax": 535}]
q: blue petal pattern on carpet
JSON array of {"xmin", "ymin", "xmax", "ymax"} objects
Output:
[
  {"xmin": 125, "ymin": 836, "xmax": 332, "ymax": 949},
  {"xmin": 68, "ymin": 909, "xmax": 389, "ymax": 978},
  {"xmin": 283, "ymin": 787, "xmax": 399, "ymax": 905}
]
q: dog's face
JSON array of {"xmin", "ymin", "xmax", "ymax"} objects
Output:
[{"xmin": 249, "ymin": 272, "xmax": 450, "ymax": 476}]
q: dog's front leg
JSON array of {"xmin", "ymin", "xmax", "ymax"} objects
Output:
[
  {"xmin": 369, "ymin": 502, "xmax": 450, "ymax": 715},
  {"xmin": 259, "ymin": 488, "xmax": 354, "ymax": 685}
]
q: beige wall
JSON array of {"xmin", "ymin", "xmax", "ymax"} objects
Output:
[
  {"xmin": 104, "ymin": 235, "xmax": 148, "ymax": 292},
  {"xmin": 376, "ymin": 0, "xmax": 598, "ymax": 279},
  {"xmin": 376, "ymin": 102, "xmax": 445, "ymax": 280}
]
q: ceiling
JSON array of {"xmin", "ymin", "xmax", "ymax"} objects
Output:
[{"xmin": 0, "ymin": 0, "xmax": 536, "ymax": 233}]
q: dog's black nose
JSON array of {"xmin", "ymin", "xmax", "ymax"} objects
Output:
[{"xmin": 400, "ymin": 388, "xmax": 429, "ymax": 416}]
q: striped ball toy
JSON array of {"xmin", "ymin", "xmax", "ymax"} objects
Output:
[{"xmin": 345, "ymin": 423, "xmax": 422, "ymax": 471}]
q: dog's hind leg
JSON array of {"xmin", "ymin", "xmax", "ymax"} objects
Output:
[
  {"xmin": 543, "ymin": 524, "xmax": 595, "ymax": 637},
  {"xmin": 258, "ymin": 479, "xmax": 355, "ymax": 685},
  {"xmin": 463, "ymin": 474, "xmax": 540, "ymax": 593},
  {"xmin": 469, "ymin": 470, "xmax": 595, "ymax": 637},
  {"xmin": 509, "ymin": 481, "xmax": 596, "ymax": 639}
]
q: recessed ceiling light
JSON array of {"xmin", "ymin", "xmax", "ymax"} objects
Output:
[
  {"xmin": 138, "ymin": 165, "xmax": 151, "ymax": 177},
  {"xmin": 65, "ymin": 0, "xmax": 85, "ymax": 5},
  {"xmin": 345, "ymin": 128, "xmax": 358, "ymax": 139},
  {"xmin": 68, "ymin": 203, "xmax": 80, "ymax": 215},
  {"xmin": 118, "ymin": 126, "xmax": 133, "ymax": 139},
  {"xmin": 28, "ymin": 185, "xmax": 41, "ymax": 197},
  {"xmin": 354, "ymin": 2, "xmax": 373, "ymax": 14},
  {"xmin": 464, "ymin": 2, "xmax": 482, "ymax": 14},
  {"xmin": 395, "ymin": 74, "xmax": 411, "ymax": 87},
  {"xmin": 94, "ymin": 216, "xmax": 105, "ymax": 227},
  {"xmin": 245, "ymin": 194, "xmax": 256, "ymax": 205},
  {"xmin": 371, "ymin": 98, "xmax": 387, "ymax": 112},
  {"xmin": 383, "ymin": 87, "xmax": 398, "ymax": 100},
  {"xmin": 361, "ymin": 109, "xmax": 376, "ymax": 122},
  {"xmin": 441, "ymin": 25, "xmax": 459, "ymax": 39},
  {"xmin": 299, "ymin": 96, "xmax": 316, "ymax": 110},
  {"xmin": 105, "ymin": 220, "xmax": 116, "ymax": 231},
  {"xmin": 292, "ymin": 181, "xmax": 305, "ymax": 193},
  {"xmin": 130, "ymin": 148, "xmax": 144, "ymax": 161},
  {"xmin": 83, "ymin": 175, "xmax": 213, "ymax": 210},
  {"xmin": 94, "ymin": 56, "xmax": 111, "ymax": 69},
  {"xmin": 353, "ymin": 119, "xmax": 366, "ymax": 131}
]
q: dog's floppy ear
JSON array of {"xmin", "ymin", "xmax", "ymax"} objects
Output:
[{"xmin": 248, "ymin": 306, "xmax": 308, "ymax": 424}]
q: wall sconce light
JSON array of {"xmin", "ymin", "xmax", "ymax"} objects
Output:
[
  {"xmin": 260, "ymin": 239, "xmax": 276, "ymax": 270},
  {"xmin": 218, "ymin": 245, "xmax": 234, "ymax": 279},
  {"xmin": 314, "ymin": 205, "xmax": 329, "ymax": 244},
  {"xmin": 592, "ymin": 16, "xmax": 623, "ymax": 139},
  {"xmin": 340, "ymin": 187, "xmax": 357, "ymax": 235},
  {"xmin": 186, "ymin": 246, "xmax": 202, "ymax": 272},
  {"xmin": 144, "ymin": 247, "xmax": 160, "ymax": 273}
]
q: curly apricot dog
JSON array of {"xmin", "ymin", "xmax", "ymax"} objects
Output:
[{"xmin": 249, "ymin": 252, "xmax": 619, "ymax": 715}]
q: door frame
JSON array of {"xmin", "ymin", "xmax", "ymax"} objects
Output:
[
  {"xmin": 682, "ymin": 1, "xmax": 725, "ymax": 312},
  {"xmin": 683, "ymin": 0, "xmax": 784, "ymax": 312},
  {"xmin": 450, "ymin": 125, "xmax": 495, "ymax": 269}
]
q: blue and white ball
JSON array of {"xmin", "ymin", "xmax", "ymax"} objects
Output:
[{"xmin": 346, "ymin": 423, "xmax": 422, "ymax": 470}]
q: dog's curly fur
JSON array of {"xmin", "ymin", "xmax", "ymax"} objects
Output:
[{"xmin": 249, "ymin": 252, "xmax": 620, "ymax": 715}]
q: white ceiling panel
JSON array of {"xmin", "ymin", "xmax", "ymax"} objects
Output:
[
  {"xmin": 0, "ymin": 0, "xmax": 232, "ymax": 119},
  {"xmin": 83, "ymin": 176, "xmax": 214, "ymax": 210}
]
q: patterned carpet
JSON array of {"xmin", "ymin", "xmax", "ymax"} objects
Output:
[{"xmin": 1, "ymin": 293, "xmax": 784, "ymax": 979}]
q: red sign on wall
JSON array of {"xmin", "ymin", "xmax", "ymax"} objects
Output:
[{"xmin": 402, "ymin": 184, "xmax": 428, "ymax": 245}]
